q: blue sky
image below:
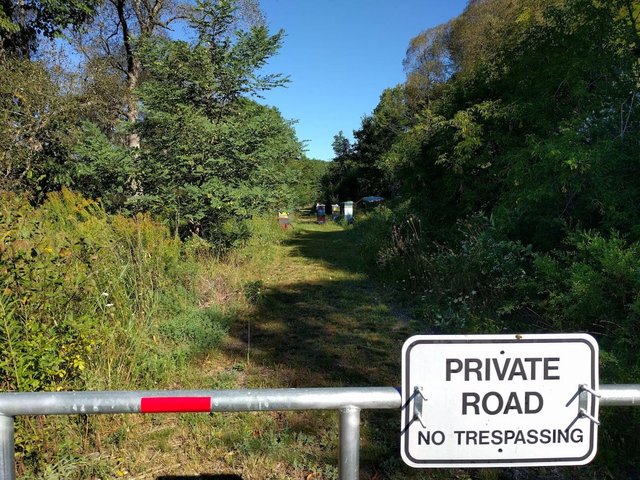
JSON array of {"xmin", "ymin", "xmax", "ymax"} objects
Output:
[{"xmin": 255, "ymin": 0, "xmax": 469, "ymax": 160}]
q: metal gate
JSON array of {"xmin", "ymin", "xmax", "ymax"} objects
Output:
[{"xmin": 0, "ymin": 385, "xmax": 639, "ymax": 480}]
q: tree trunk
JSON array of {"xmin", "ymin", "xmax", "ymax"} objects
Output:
[
  {"xmin": 126, "ymin": 59, "xmax": 141, "ymax": 148},
  {"xmin": 116, "ymin": 0, "xmax": 141, "ymax": 148}
]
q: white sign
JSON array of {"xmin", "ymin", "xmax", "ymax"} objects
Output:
[{"xmin": 401, "ymin": 334, "xmax": 599, "ymax": 468}]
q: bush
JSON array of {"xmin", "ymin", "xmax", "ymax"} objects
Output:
[
  {"xmin": 524, "ymin": 231, "xmax": 640, "ymax": 475},
  {"xmin": 531, "ymin": 231, "xmax": 640, "ymax": 382},
  {"xmin": 0, "ymin": 189, "xmax": 207, "ymax": 470},
  {"xmin": 375, "ymin": 213, "xmax": 533, "ymax": 333},
  {"xmin": 0, "ymin": 190, "xmax": 100, "ymax": 392}
]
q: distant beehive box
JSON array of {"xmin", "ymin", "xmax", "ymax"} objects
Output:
[
  {"xmin": 316, "ymin": 204, "xmax": 326, "ymax": 223},
  {"xmin": 341, "ymin": 201, "xmax": 354, "ymax": 222},
  {"xmin": 278, "ymin": 211, "xmax": 291, "ymax": 228}
]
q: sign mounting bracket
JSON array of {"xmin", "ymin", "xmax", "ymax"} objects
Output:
[{"xmin": 413, "ymin": 386, "xmax": 427, "ymax": 428}]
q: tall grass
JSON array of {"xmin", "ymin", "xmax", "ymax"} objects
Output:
[
  {"xmin": 0, "ymin": 189, "xmax": 247, "ymax": 473},
  {"xmin": 350, "ymin": 207, "xmax": 640, "ymax": 476}
]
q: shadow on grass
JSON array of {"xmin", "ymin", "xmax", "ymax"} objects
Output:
[
  {"xmin": 231, "ymin": 279, "xmax": 404, "ymax": 386},
  {"xmin": 219, "ymin": 221, "xmax": 413, "ymax": 477},
  {"xmin": 157, "ymin": 476, "xmax": 243, "ymax": 480},
  {"xmin": 218, "ymin": 219, "xmax": 612, "ymax": 480},
  {"xmin": 283, "ymin": 222, "xmax": 369, "ymax": 275},
  {"xmin": 226, "ymin": 221, "xmax": 409, "ymax": 387}
]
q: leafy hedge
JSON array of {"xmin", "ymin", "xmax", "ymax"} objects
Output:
[{"xmin": 0, "ymin": 189, "xmax": 234, "ymax": 468}]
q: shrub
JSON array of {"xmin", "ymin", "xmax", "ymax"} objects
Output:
[
  {"xmin": 375, "ymin": 213, "xmax": 533, "ymax": 333},
  {"xmin": 525, "ymin": 231, "xmax": 640, "ymax": 475},
  {"xmin": 531, "ymin": 231, "xmax": 640, "ymax": 382},
  {"xmin": 0, "ymin": 189, "xmax": 207, "ymax": 470},
  {"xmin": 0, "ymin": 190, "xmax": 99, "ymax": 392}
]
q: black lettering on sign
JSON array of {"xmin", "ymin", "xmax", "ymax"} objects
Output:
[
  {"xmin": 493, "ymin": 357, "xmax": 510, "ymax": 380},
  {"xmin": 465, "ymin": 358, "xmax": 482, "ymax": 381},
  {"xmin": 503, "ymin": 391, "xmax": 523, "ymax": 414},
  {"xmin": 462, "ymin": 391, "xmax": 544, "ymax": 415},
  {"xmin": 508, "ymin": 358, "xmax": 526, "ymax": 380},
  {"xmin": 446, "ymin": 359, "xmax": 463, "ymax": 381},
  {"xmin": 482, "ymin": 391, "xmax": 503, "ymax": 415},
  {"xmin": 452, "ymin": 428, "xmax": 585, "ymax": 445},
  {"xmin": 524, "ymin": 358, "xmax": 542, "ymax": 379},
  {"xmin": 462, "ymin": 392, "xmax": 480, "ymax": 415},
  {"xmin": 444, "ymin": 356, "xmax": 562, "ymax": 381},
  {"xmin": 571, "ymin": 429, "xmax": 584, "ymax": 443},
  {"xmin": 417, "ymin": 430, "xmax": 445, "ymax": 445},
  {"xmin": 544, "ymin": 358, "xmax": 560, "ymax": 380},
  {"xmin": 525, "ymin": 391, "xmax": 543, "ymax": 413}
]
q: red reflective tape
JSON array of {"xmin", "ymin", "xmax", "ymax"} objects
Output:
[{"xmin": 140, "ymin": 397, "xmax": 211, "ymax": 413}]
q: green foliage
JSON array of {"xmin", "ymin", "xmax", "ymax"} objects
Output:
[
  {"xmin": 526, "ymin": 230, "xmax": 640, "ymax": 472},
  {"xmin": 243, "ymin": 280, "xmax": 264, "ymax": 306},
  {"xmin": 188, "ymin": 0, "xmax": 288, "ymax": 112},
  {"xmin": 0, "ymin": 188, "xmax": 190, "ymax": 391},
  {"xmin": 334, "ymin": 0, "xmax": 640, "ymax": 247},
  {"xmin": 67, "ymin": 121, "xmax": 135, "ymax": 211},
  {"xmin": 0, "ymin": 191, "xmax": 98, "ymax": 392},
  {"xmin": 329, "ymin": 2, "xmax": 640, "ymax": 472},
  {"xmin": 0, "ymin": 58, "xmax": 81, "ymax": 197},
  {"xmin": 288, "ymin": 157, "xmax": 328, "ymax": 207},
  {"xmin": 133, "ymin": 4, "xmax": 302, "ymax": 242},
  {"xmin": 371, "ymin": 213, "xmax": 533, "ymax": 333},
  {"xmin": 531, "ymin": 231, "xmax": 640, "ymax": 380},
  {"xmin": 0, "ymin": 188, "xmax": 235, "ymax": 471},
  {"xmin": 321, "ymin": 131, "xmax": 355, "ymax": 202},
  {"xmin": 159, "ymin": 307, "xmax": 229, "ymax": 357},
  {"xmin": 134, "ymin": 94, "xmax": 301, "ymax": 241},
  {"xmin": 0, "ymin": 0, "xmax": 97, "ymax": 57},
  {"xmin": 75, "ymin": 57, "xmax": 129, "ymax": 134},
  {"xmin": 0, "ymin": 0, "xmax": 307, "ymax": 252},
  {"xmin": 322, "ymin": 87, "xmax": 408, "ymax": 202}
]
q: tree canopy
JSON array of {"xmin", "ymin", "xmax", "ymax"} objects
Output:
[
  {"xmin": 322, "ymin": 1, "xmax": 640, "ymax": 471},
  {"xmin": 0, "ymin": 0, "xmax": 98, "ymax": 57},
  {"xmin": 327, "ymin": 0, "xmax": 640, "ymax": 247},
  {"xmin": 1, "ymin": 0, "xmax": 314, "ymax": 244}
]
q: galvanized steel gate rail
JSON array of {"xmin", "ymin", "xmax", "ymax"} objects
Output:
[{"xmin": 0, "ymin": 385, "xmax": 639, "ymax": 480}]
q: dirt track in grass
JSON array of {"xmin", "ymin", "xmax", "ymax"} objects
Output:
[
  {"xmin": 196, "ymin": 217, "xmax": 425, "ymax": 480},
  {"xmin": 224, "ymin": 218, "xmax": 413, "ymax": 390},
  {"xmin": 147, "ymin": 218, "xmax": 593, "ymax": 480}
]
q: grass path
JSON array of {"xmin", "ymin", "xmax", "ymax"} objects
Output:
[
  {"xmin": 196, "ymin": 218, "xmax": 424, "ymax": 480},
  {"xmin": 224, "ymin": 218, "xmax": 413, "ymax": 389},
  {"xmin": 115, "ymin": 218, "xmax": 430, "ymax": 480},
  {"xmin": 89, "ymin": 217, "xmax": 570, "ymax": 480}
]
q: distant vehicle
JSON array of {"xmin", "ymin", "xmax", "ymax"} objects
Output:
[
  {"xmin": 356, "ymin": 196, "xmax": 385, "ymax": 213},
  {"xmin": 357, "ymin": 196, "xmax": 385, "ymax": 204}
]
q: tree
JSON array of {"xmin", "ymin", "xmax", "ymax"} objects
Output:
[
  {"xmin": 72, "ymin": 0, "xmax": 180, "ymax": 147},
  {"xmin": 321, "ymin": 87, "xmax": 409, "ymax": 203},
  {"xmin": 403, "ymin": 22, "xmax": 454, "ymax": 112},
  {"xmin": 131, "ymin": 1, "xmax": 297, "ymax": 240},
  {"xmin": 187, "ymin": 0, "xmax": 287, "ymax": 117},
  {"xmin": 67, "ymin": 121, "xmax": 135, "ymax": 210},
  {"xmin": 321, "ymin": 132, "xmax": 358, "ymax": 202},
  {"xmin": 0, "ymin": 0, "xmax": 97, "ymax": 58},
  {"xmin": 0, "ymin": 58, "xmax": 81, "ymax": 196},
  {"xmin": 71, "ymin": 0, "xmax": 269, "ymax": 148},
  {"xmin": 288, "ymin": 157, "xmax": 327, "ymax": 208}
]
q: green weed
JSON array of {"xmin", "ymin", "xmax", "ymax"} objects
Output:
[{"xmin": 159, "ymin": 306, "xmax": 229, "ymax": 354}]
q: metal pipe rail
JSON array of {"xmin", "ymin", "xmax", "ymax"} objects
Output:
[
  {"xmin": 599, "ymin": 385, "xmax": 640, "ymax": 406},
  {"xmin": 0, "ymin": 385, "xmax": 639, "ymax": 480},
  {"xmin": 0, "ymin": 387, "xmax": 400, "ymax": 480}
]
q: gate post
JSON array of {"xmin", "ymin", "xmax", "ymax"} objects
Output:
[
  {"xmin": 0, "ymin": 416, "xmax": 15, "ymax": 480},
  {"xmin": 339, "ymin": 406, "xmax": 360, "ymax": 480}
]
